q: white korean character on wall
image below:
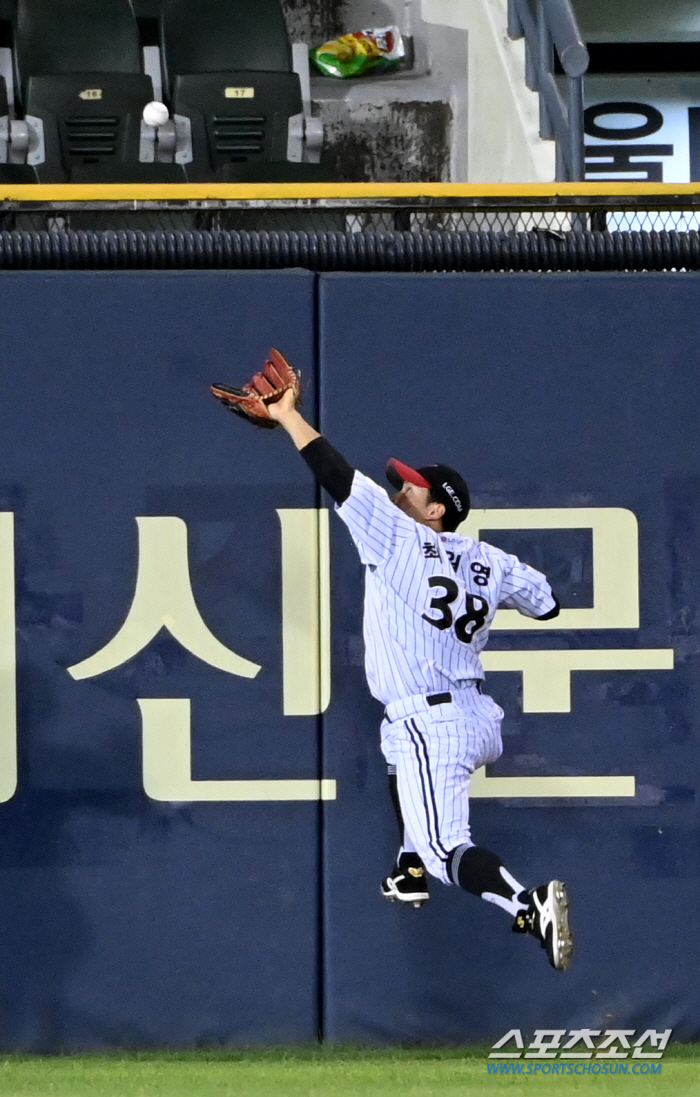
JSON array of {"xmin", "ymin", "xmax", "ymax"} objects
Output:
[
  {"xmin": 68, "ymin": 514, "xmax": 335, "ymax": 804},
  {"xmin": 460, "ymin": 507, "xmax": 674, "ymax": 801}
]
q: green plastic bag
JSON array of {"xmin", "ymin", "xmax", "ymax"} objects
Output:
[{"xmin": 310, "ymin": 25, "xmax": 405, "ymax": 79}]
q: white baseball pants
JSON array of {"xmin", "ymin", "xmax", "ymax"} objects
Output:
[{"xmin": 381, "ymin": 687, "xmax": 504, "ymax": 884}]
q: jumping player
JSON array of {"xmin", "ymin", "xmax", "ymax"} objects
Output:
[{"xmin": 266, "ymin": 389, "xmax": 573, "ymax": 971}]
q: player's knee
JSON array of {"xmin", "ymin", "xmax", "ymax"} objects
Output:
[{"xmin": 448, "ymin": 843, "xmax": 503, "ymax": 893}]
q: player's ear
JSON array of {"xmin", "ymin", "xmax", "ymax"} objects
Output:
[{"xmin": 427, "ymin": 500, "xmax": 445, "ymax": 523}]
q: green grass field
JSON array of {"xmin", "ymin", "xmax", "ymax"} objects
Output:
[{"xmin": 0, "ymin": 1047, "xmax": 698, "ymax": 1097}]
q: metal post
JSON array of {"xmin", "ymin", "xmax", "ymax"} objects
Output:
[
  {"xmin": 538, "ymin": 2, "xmax": 554, "ymax": 140},
  {"xmin": 567, "ymin": 74, "xmax": 585, "ymax": 181},
  {"xmin": 542, "ymin": 0, "xmax": 589, "ymax": 77},
  {"xmin": 524, "ymin": 39, "xmax": 537, "ymax": 92},
  {"xmin": 590, "ymin": 209, "xmax": 607, "ymax": 232},
  {"xmin": 507, "ymin": 0, "xmax": 523, "ymax": 40}
]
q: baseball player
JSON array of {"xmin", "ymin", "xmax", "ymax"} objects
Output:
[{"xmin": 211, "ymin": 356, "xmax": 573, "ymax": 971}]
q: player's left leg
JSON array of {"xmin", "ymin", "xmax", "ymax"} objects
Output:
[
  {"xmin": 379, "ymin": 733, "xmax": 430, "ymax": 906},
  {"xmin": 380, "ymin": 709, "xmax": 455, "ymax": 886}
]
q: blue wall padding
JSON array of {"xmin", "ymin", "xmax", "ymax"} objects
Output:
[
  {"xmin": 0, "ymin": 269, "xmax": 699, "ymax": 1048},
  {"xmin": 0, "ymin": 271, "xmax": 321, "ymax": 1050},
  {"xmin": 318, "ymin": 272, "xmax": 699, "ymax": 1043}
]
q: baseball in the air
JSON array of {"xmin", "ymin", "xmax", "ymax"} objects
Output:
[{"xmin": 142, "ymin": 100, "xmax": 170, "ymax": 127}]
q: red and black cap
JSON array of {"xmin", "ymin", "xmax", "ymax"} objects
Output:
[{"xmin": 386, "ymin": 458, "xmax": 470, "ymax": 531}]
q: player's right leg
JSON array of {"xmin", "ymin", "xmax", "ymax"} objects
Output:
[
  {"xmin": 448, "ymin": 845, "xmax": 573, "ymax": 971},
  {"xmin": 383, "ymin": 700, "xmax": 573, "ymax": 968},
  {"xmin": 513, "ymin": 881, "xmax": 573, "ymax": 972}
]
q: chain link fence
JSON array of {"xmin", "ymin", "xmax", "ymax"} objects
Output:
[
  {"xmin": 2, "ymin": 198, "xmax": 700, "ymax": 235},
  {"xmin": 1, "ymin": 196, "xmax": 700, "ymax": 270}
]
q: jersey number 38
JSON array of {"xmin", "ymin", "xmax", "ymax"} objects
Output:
[{"xmin": 421, "ymin": 576, "xmax": 489, "ymax": 644}]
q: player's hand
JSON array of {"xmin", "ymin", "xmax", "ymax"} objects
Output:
[
  {"xmin": 268, "ymin": 387, "xmax": 320, "ymax": 449},
  {"xmin": 267, "ymin": 387, "xmax": 298, "ymax": 422}
]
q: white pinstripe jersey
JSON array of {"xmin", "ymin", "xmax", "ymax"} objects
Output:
[{"xmin": 336, "ymin": 471, "xmax": 557, "ymax": 705}]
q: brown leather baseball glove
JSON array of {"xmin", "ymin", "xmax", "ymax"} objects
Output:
[{"xmin": 211, "ymin": 349, "xmax": 301, "ymax": 429}]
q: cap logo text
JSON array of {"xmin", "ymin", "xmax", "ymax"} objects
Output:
[{"xmin": 442, "ymin": 482, "xmax": 463, "ymax": 512}]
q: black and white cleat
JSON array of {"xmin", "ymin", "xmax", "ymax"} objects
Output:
[
  {"xmin": 381, "ymin": 853, "xmax": 430, "ymax": 908},
  {"xmin": 513, "ymin": 880, "xmax": 573, "ymax": 971}
]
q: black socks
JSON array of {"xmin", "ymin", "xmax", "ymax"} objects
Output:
[{"xmin": 448, "ymin": 844, "xmax": 529, "ymax": 917}]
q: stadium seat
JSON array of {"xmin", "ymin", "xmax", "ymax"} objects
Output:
[
  {"xmin": 160, "ymin": 0, "xmax": 329, "ymax": 181},
  {"xmin": 13, "ymin": 0, "xmax": 184, "ymax": 182}
]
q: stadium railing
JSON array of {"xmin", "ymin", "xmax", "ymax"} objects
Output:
[{"xmin": 507, "ymin": 0, "xmax": 589, "ymax": 182}]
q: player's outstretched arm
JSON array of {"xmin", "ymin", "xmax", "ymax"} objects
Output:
[
  {"xmin": 268, "ymin": 388, "xmax": 355, "ymax": 505},
  {"xmin": 267, "ymin": 379, "xmax": 405, "ymax": 564}
]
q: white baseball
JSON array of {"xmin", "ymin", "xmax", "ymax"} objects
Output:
[{"xmin": 142, "ymin": 101, "xmax": 169, "ymax": 127}]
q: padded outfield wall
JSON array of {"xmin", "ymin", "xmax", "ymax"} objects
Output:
[{"xmin": 0, "ymin": 269, "xmax": 697, "ymax": 1049}]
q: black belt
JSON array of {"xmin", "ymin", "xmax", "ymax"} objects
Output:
[
  {"xmin": 426, "ymin": 692, "xmax": 452, "ymax": 706},
  {"xmin": 426, "ymin": 684, "xmax": 482, "ymax": 706}
]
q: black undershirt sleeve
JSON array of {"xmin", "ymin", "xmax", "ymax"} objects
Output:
[
  {"xmin": 536, "ymin": 597, "xmax": 560, "ymax": 621},
  {"xmin": 300, "ymin": 436, "xmax": 355, "ymax": 505}
]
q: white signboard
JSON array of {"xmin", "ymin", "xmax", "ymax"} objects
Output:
[{"xmin": 584, "ymin": 76, "xmax": 700, "ymax": 183}]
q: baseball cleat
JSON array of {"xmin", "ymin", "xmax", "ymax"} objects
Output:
[
  {"xmin": 381, "ymin": 852, "xmax": 430, "ymax": 908},
  {"xmin": 512, "ymin": 880, "xmax": 573, "ymax": 971}
]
